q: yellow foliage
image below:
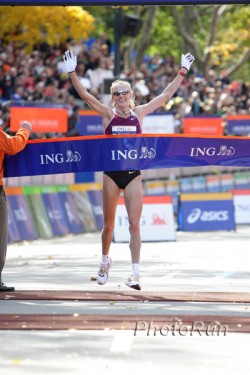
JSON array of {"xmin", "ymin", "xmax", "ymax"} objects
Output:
[{"xmin": 0, "ymin": 6, "xmax": 95, "ymax": 52}]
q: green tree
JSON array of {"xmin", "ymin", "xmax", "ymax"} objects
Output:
[
  {"xmin": 102, "ymin": 4, "xmax": 249, "ymax": 78},
  {"xmin": 0, "ymin": 6, "xmax": 95, "ymax": 52},
  {"xmin": 86, "ymin": 5, "xmax": 115, "ymax": 38},
  {"xmin": 169, "ymin": 4, "xmax": 250, "ymax": 77}
]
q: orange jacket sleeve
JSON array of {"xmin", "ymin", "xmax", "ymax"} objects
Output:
[
  {"xmin": 0, "ymin": 128, "xmax": 30, "ymax": 155},
  {"xmin": 0, "ymin": 128, "xmax": 30, "ymax": 186}
]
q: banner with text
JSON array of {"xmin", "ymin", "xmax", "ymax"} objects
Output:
[
  {"xmin": 178, "ymin": 192, "xmax": 235, "ymax": 231},
  {"xmin": 77, "ymin": 111, "xmax": 175, "ymax": 135},
  {"xmin": 183, "ymin": 116, "xmax": 223, "ymax": 135},
  {"xmin": 5, "ymin": 134, "xmax": 250, "ymax": 178},
  {"xmin": 6, "ymin": 187, "xmax": 38, "ymax": 241},
  {"xmin": 114, "ymin": 195, "xmax": 176, "ymax": 242},
  {"xmin": 227, "ymin": 115, "xmax": 250, "ymax": 136},
  {"xmin": 10, "ymin": 106, "xmax": 68, "ymax": 133}
]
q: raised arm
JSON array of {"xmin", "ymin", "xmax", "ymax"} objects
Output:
[
  {"xmin": 135, "ymin": 52, "xmax": 195, "ymax": 118},
  {"xmin": 0, "ymin": 121, "xmax": 32, "ymax": 155},
  {"xmin": 63, "ymin": 50, "xmax": 112, "ymax": 119}
]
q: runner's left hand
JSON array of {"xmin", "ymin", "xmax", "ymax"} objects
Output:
[{"xmin": 181, "ymin": 52, "xmax": 195, "ymax": 72}]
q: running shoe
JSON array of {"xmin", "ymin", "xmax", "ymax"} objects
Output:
[
  {"xmin": 96, "ymin": 258, "xmax": 112, "ymax": 285},
  {"xmin": 125, "ymin": 274, "xmax": 141, "ymax": 290}
]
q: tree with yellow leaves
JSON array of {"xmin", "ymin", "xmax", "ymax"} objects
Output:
[{"xmin": 0, "ymin": 6, "xmax": 95, "ymax": 52}]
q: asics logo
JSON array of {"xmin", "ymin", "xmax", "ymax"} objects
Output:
[{"xmin": 187, "ymin": 208, "xmax": 229, "ymax": 223}]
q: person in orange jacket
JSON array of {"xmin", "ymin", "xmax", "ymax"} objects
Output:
[{"xmin": 0, "ymin": 121, "xmax": 32, "ymax": 292}]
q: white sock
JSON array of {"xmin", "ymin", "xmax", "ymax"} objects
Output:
[
  {"xmin": 132, "ymin": 263, "xmax": 140, "ymax": 277},
  {"xmin": 102, "ymin": 255, "xmax": 110, "ymax": 264}
]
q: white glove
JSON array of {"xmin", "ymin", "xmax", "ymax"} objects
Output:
[
  {"xmin": 63, "ymin": 50, "xmax": 77, "ymax": 73},
  {"xmin": 21, "ymin": 121, "xmax": 32, "ymax": 132},
  {"xmin": 181, "ymin": 52, "xmax": 195, "ymax": 71}
]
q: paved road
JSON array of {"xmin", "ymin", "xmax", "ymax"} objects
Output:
[{"xmin": 0, "ymin": 227, "xmax": 250, "ymax": 374}]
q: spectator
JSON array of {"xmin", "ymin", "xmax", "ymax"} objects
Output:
[
  {"xmin": 0, "ymin": 40, "xmax": 248, "ymax": 139},
  {"xmin": 0, "ymin": 120, "xmax": 32, "ymax": 291}
]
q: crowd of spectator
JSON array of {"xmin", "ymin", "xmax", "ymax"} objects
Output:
[{"xmin": 0, "ymin": 35, "xmax": 249, "ymax": 138}]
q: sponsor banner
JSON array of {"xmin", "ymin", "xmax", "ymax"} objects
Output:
[
  {"xmin": 77, "ymin": 111, "xmax": 174, "ymax": 136},
  {"xmin": 40, "ymin": 186, "xmax": 71, "ymax": 236},
  {"xmin": 234, "ymin": 172, "xmax": 250, "ymax": 189},
  {"xmin": 227, "ymin": 115, "xmax": 250, "ymax": 136},
  {"xmin": 5, "ymin": 134, "xmax": 250, "ymax": 178},
  {"xmin": 22, "ymin": 186, "xmax": 54, "ymax": 239},
  {"xmin": 231, "ymin": 190, "xmax": 250, "ymax": 224},
  {"xmin": 206, "ymin": 175, "xmax": 220, "ymax": 192},
  {"xmin": 179, "ymin": 177, "xmax": 193, "ymax": 193},
  {"xmin": 142, "ymin": 113, "xmax": 175, "ymax": 134},
  {"xmin": 10, "ymin": 106, "xmax": 68, "ymax": 133},
  {"xmin": 87, "ymin": 190, "xmax": 104, "ymax": 230},
  {"xmin": 7, "ymin": 203, "xmax": 21, "ymax": 243},
  {"xmin": 183, "ymin": 116, "xmax": 223, "ymax": 135},
  {"xmin": 192, "ymin": 176, "xmax": 206, "ymax": 193},
  {"xmin": 178, "ymin": 192, "xmax": 235, "ymax": 231},
  {"xmin": 165, "ymin": 180, "xmax": 179, "ymax": 194},
  {"xmin": 220, "ymin": 173, "xmax": 234, "ymax": 192},
  {"xmin": 78, "ymin": 110, "xmax": 103, "ymax": 136},
  {"xmin": 57, "ymin": 189, "xmax": 85, "ymax": 234},
  {"xmin": 6, "ymin": 193, "xmax": 38, "ymax": 241},
  {"xmin": 114, "ymin": 195, "xmax": 176, "ymax": 242},
  {"xmin": 69, "ymin": 182, "xmax": 102, "ymax": 191},
  {"xmin": 70, "ymin": 191, "xmax": 97, "ymax": 232},
  {"xmin": 5, "ymin": 187, "xmax": 22, "ymax": 242},
  {"xmin": 180, "ymin": 192, "xmax": 233, "ymax": 201},
  {"xmin": 145, "ymin": 180, "xmax": 165, "ymax": 195}
]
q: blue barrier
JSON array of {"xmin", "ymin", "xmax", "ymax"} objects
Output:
[
  {"xmin": 40, "ymin": 188, "xmax": 71, "ymax": 236},
  {"xmin": 57, "ymin": 191, "xmax": 85, "ymax": 234},
  {"xmin": 8, "ymin": 194, "xmax": 38, "ymax": 241},
  {"xmin": 8, "ymin": 203, "xmax": 22, "ymax": 243}
]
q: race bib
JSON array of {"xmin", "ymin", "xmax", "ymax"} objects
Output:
[{"xmin": 111, "ymin": 126, "xmax": 137, "ymax": 135}]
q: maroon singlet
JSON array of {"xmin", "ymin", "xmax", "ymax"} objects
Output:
[{"xmin": 104, "ymin": 109, "xmax": 142, "ymax": 189}]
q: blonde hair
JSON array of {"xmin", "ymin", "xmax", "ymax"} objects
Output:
[{"xmin": 110, "ymin": 80, "xmax": 135, "ymax": 110}]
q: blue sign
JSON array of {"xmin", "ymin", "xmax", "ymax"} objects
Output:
[
  {"xmin": 227, "ymin": 120, "xmax": 250, "ymax": 136},
  {"xmin": 192, "ymin": 176, "xmax": 206, "ymax": 193},
  {"xmin": 58, "ymin": 192, "xmax": 85, "ymax": 234},
  {"xmin": 41, "ymin": 193, "xmax": 71, "ymax": 236},
  {"xmin": 7, "ymin": 203, "xmax": 21, "ymax": 243},
  {"xmin": 179, "ymin": 197, "xmax": 235, "ymax": 231},
  {"xmin": 87, "ymin": 190, "xmax": 104, "ymax": 230},
  {"xmin": 7, "ymin": 195, "xmax": 38, "ymax": 240},
  {"xmin": 77, "ymin": 113, "xmax": 103, "ymax": 136}
]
